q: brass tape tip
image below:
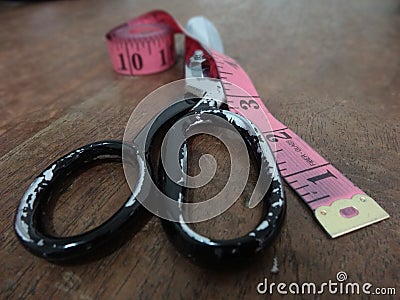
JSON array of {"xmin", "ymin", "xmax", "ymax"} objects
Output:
[{"xmin": 315, "ymin": 194, "xmax": 389, "ymax": 238}]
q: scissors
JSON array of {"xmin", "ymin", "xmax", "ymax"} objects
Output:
[{"xmin": 14, "ymin": 15, "xmax": 286, "ymax": 267}]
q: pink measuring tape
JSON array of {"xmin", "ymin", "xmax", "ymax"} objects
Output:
[{"xmin": 106, "ymin": 10, "xmax": 389, "ymax": 238}]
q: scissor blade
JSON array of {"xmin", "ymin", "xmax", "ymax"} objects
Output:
[
  {"xmin": 184, "ymin": 16, "xmax": 224, "ymax": 80},
  {"xmin": 185, "ymin": 16, "xmax": 224, "ymax": 53},
  {"xmin": 184, "ymin": 17, "xmax": 225, "ymax": 105}
]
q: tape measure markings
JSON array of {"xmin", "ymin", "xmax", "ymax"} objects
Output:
[
  {"xmin": 211, "ymin": 51, "xmax": 368, "ymax": 208},
  {"xmin": 105, "ymin": 10, "xmax": 389, "ymax": 238}
]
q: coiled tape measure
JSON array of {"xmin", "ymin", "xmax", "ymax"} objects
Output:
[{"xmin": 106, "ymin": 10, "xmax": 389, "ymax": 238}]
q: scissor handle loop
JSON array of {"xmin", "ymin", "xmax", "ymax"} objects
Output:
[
  {"xmin": 14, "ymin": 141, "xmax": 144, "ymax": 262},
  {"xmin": 151, "ymin": 107, "xmax": 286, "ymax": 267}
]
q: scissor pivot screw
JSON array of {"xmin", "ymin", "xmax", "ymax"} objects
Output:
[{"xmin": 188, "ymin": 50, "xmax": 206, "ymax": 77}]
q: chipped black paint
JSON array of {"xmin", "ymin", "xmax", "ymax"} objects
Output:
[
  {"xmin": 14, "ymin": 141, "xmax": 144, "ymax": 262},
  {"xmin": 158, "ymin": 106, "xmax": 286, "ymax": 267},
  {"xmin": 14, "ymin": 98, "xmax": 286, "ymax": 265}
]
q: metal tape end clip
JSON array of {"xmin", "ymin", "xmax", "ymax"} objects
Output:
[{"xmin": 315, "ymin": 194, "xmax": 389, "ymax": 238}]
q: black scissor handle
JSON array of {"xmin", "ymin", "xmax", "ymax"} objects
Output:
[
  {"xmin": 155, "ymin": 108, "xmax": 286, "ymax": 267},
  {"xmin": 14, "ymin": 98, "xmax": 286, "ymax": 265},
  {"xmin": 14, "ymin": 141, "xmax": 144, "ymax": 262},
  {"xmin": 13, "ymin": 99, "xmax": 198, "ymax": 262}
]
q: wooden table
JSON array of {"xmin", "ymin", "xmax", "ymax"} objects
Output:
[{"xmin": 1, "ymin": 0, "xmax": 398, "ymax": 299}]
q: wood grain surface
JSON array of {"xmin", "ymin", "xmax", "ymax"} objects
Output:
[{"xmin": 0, "ymin": 0, "xmax": 399, "ymax": 299}]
